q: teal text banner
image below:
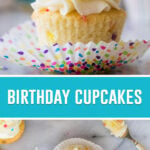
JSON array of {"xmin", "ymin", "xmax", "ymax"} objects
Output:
[{"xmin": 0, "ymin": 76, "xmax": 149, "ymax": 118}]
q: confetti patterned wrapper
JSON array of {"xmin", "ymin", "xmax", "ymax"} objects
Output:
[
  {"xmin": 54, "ymin": 138, "xmax": 103, "ymax": 150},
  {"xmin": 0, "ymin": 21, "xmax": 150, "ymax": 74}
]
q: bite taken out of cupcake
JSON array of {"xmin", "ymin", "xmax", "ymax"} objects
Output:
[
  {"xmin": 31, "ymin": 0, "xmax": 126, "ymax": 46},
  {"xmin": 0, "ymin": 120, "xmax": 25, "ymax": 144}
]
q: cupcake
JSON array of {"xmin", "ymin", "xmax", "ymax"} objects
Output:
[
  {"xmin": 54, "ymin": 138, "xmax": 103, "ymax": 150},
  {"xmin": 103, "ymin": 120, "xmax": 128, "ymax": 138},
  {"xmin": 0, "ymin": 120, "xmax": 25, "ymax": 144},
  {"xmin": 31, "ymin": 0, "xmax": 126, "ymax": 46}
]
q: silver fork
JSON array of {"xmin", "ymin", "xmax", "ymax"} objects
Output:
[{"xmin": 125, "ymin": 129, "xmax": 145, "ymax": 150}]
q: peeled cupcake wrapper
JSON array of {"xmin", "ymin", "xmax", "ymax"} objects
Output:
[
  {"xmin": 54, "ymin": 138, "xmax": 103, "ymax": 150},
  {"xmin": 0, "ymin": 21, "xmax": 150, "ymax": 74}
]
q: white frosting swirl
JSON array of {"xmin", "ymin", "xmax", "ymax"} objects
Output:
[
  {"xmin": 31, "ymin": 0, "xmax": 121, "ymax": 16},
  {"xmin": 0, "ymin": 120, "xmax": 21, "ymax": 139}
]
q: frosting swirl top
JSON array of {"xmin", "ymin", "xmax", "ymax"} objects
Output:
[
  {"xmin": 31, "ymin": 0, "xmax": 121, "ymax": 16},
  {"xmin": 0, "ymin": 120, "xmax": 21, "ymax": 139}
]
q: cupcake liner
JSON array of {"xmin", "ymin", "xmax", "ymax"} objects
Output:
[
  {"xmin": 0, "ymin": 21, "xmax": 150, "ymax": 74},
  {"xmin": 54, "ymin": 138, "xmax": 103, "ymax": 150}
]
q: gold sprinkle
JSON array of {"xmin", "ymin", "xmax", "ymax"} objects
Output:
[{"xmin": 47, "ymin": 31, "xmax": 55, "ymax": 43}]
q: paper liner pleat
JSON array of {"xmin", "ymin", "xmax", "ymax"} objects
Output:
[{"xmin": 0, "ymin": 21, "xmax": 150, "ymax": 74}]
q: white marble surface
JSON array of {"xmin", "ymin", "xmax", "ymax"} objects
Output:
[{"xmin": 0, "ymin": 120, "xmax": 150, "ymax": 150}]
